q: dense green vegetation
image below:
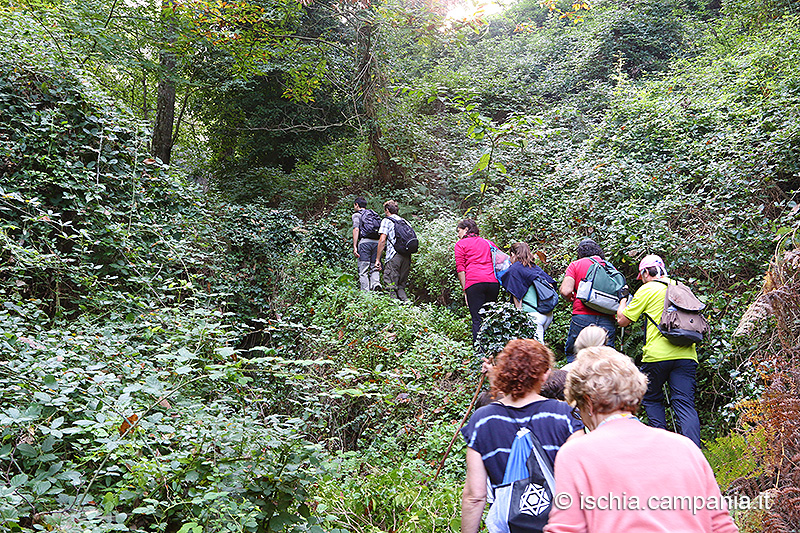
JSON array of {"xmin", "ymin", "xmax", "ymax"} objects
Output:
[{"xmin": 1, "ymin": 0, "xmax": 799, "ymax": 531}]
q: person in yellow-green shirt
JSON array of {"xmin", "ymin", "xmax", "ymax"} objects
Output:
[{"xmin": 616, "ymin": 254, "xmax": 701, "ymax": 447}]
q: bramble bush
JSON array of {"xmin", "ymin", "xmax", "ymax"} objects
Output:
[{"xmin": 0, "ymin": 299, "xmax": 331, "ymax": 533}]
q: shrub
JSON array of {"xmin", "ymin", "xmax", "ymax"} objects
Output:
[
  {"xmin": 411, "ymin": 215, "xmax": 462, "ymax": 305},
  {"xmin": 0, "ymin": 63, "xmax": 195, "ymax": 317},
  {"xmin": 476, "ymin": 301, "xmax": 540, "ymax": 357},
  {"xmin": 0, "ymin": 301, "xmax": 328, "ymax": 533},
  {"xmin": 315, "ymin": 460, "xmax": 461, "ymax": 533}
]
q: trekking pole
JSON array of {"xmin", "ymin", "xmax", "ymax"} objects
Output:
[
  {"xmin": 431, "ymin": 372, "xmax": 486, "ymax": 485},
  {"xmin": 663, "ymin": 383, "xmax": 678, "ymax": 433}
]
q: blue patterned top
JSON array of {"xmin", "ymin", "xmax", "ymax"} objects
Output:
[{"xmin": 461, "ymin": 399, "xmax": 583, "ymax": 488}]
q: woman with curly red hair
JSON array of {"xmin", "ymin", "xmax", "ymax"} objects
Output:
[{"xmin": 460, "ymin": 339, "xmax": 583, "ymax": 533}]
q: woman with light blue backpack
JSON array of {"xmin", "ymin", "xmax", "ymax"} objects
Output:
[{"xmin": 500, "ymin": 242, "xmax": 559, "ymax": 343}]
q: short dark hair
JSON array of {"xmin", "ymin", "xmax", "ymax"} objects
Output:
[
  {"xmin": 383, "ymin": 200, "xmax": 399, "ymax": 214},
  {"xmin": 644, "ymin": 266, "xmax": 660, "ymax": 277},
  {"xmin": 354, "ymin": 197, "xmax": 367, "ymax": 208},
  {"xmin": 457, "ymin": 219, "xmax": 480, "ymax": 235},
  {"xmin": 540, "ymin": 368, "xmax": 567, "ymax": 401},
  {"xmin": 576, "ymin": 238, "xmax": 605, "ymax": 260}
]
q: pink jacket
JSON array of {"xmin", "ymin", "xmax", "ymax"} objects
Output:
[
  {"xmin": 544, "ymin": 418, "xmax": 738, "ymax": 533},
  {"xmin": 455, "ymin": 235, "xmax": 499, "ymax": 289}
]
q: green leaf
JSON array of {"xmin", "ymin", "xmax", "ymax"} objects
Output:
[
  {"xmin": 34, "ymin": 480, "xmax": 52, "ymax": 495},
  {"xmin": 10, "ymin": 474, "xmax": 28, "ymax": 488},
  {"xmin": 176, "ymin": 522, "xmax": 202, "ymax": 533},
  {"xmin": 476, "ymin": 152, "xmax": 491, "ymax": 171},
  {"xmin": 216, "ymin": 347, "xmax": 236, "ymax": 358},
  {"xmin": 336, "ymin": 388, "xmax": 364, "ymax": 397},
  {"xmin": 16, "ymin": 443, "xmax": 37, "ymax": 457}
]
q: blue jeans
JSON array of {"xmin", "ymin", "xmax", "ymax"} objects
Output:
[
  {"xmin": 564, "ymin": 313, "xmax": 616, "ymax": 363},
  {"xmin": 639, "ymin": 359, "xmax": 701, "ymax": 447}
]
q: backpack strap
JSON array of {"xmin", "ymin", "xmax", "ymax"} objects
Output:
[
  {"xmin": 642, "ymin": 279, "xmax": 672, "ymax": 337},
  {"xmin": 588, "ymin": 256, "xmax": 606, "ymax": 267},
  {"xmin": 643, "ymin": 312, "xmax": 665, "ymax": 337},
  {"xmin": 498, "ymin": 403, "xmax": 554, "ymax": 466},
  {"xmin": 650, "ymin": 278, "xmax": 672, "ymax": 308},
  {"xmin": 584, "ymin": 256, "xmax": 608, "ymax": 280},
  {"xmin": 498, "ymin": 403, "xmax": 556, "ymax": 491},
  {"xmin": 386, "ymin": 216, "xmax": 402, "ymax": 243}
]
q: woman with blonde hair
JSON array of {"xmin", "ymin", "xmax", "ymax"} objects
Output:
[
  {"xmin": 499, "ymin": 242, "xmax": 558, "ymax": 343},
  {"xmin": 461, "ymin": 339, "xmax": 584, "ymax": 533},
  {"xmin": 572, "ymin": 324, "xmax": 608, "ymax": 354},
  {"xmin": 544, "ymin": 346, "xmax": 738, "ymax": 532},
  {"xmin": 560, "ymin": 325, "xmax": 609, "ymax": 373}
]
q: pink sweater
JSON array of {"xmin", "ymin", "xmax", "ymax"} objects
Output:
[
  {"xmin": 454, "ymin": 235, "xmax": 498, "ymax": 289},
  {"xmin": 544, "ymin": 419, "xmax": 738, "ymax": 533}
]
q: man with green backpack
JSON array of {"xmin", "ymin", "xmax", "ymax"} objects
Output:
[{"xmin": 559, "ymin": 239, "xmax": 626, "ymax": 363}]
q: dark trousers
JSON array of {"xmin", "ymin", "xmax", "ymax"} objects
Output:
[
  {"xmin": 640, "ymin": 359, "xmax": 702, "ymax": 447},
  {"xmin": 564, "ymin": 313, "xmax": 616, "ymax": 362},
  {"xmin": 383, "ymin": 254, "xmax": 410, "ymax": 301},
  {"xmin": 465, "ymin": 282, "xmax": 500, "ymax": 344}
]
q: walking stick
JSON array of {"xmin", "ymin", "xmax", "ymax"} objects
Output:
[{"xmin": 431, "ymin": 372, "xmax": 486, "ymax": 484}]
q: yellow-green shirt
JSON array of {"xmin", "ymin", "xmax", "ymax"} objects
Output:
[{"xmin": 622, "ymin": 278, "xmax": 698, "ymax": 363}]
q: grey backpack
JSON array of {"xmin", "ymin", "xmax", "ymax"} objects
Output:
[{"xmin": 644, "ymin": 281, "xmax": 710, "ymax": 346}]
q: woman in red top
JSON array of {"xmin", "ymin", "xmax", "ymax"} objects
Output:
[
  {"xmin": 558, "ymin": 238, "xmax": 617, "ymax": 362},
  {"xmin": 455, "ymin": 219, "xmax": 501, "ymax": 344}
]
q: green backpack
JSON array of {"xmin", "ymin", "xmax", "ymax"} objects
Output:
[{"xmin": 574, "ymin": 257, "xmax": 627, "ymax": 315}]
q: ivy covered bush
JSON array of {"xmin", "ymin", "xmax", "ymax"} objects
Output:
[{"xmin": 0, "ymin": 65, "xmax": 194, "ymax": 317}]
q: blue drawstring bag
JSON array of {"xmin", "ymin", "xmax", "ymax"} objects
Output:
[
  {"xmin": 486, "ymin": 421, "xmax": 555, "ymax": 533},
  {"xmin": 520, "ymin": 278, "xmax": 559, "ymax": 315}
]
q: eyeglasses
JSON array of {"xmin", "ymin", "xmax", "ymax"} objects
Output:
[{"xmin": 571, "ymin": 406, "xmax": 582, "ymax": 420}]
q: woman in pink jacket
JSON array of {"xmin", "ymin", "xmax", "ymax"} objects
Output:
[
  {"xmin": 544, "ymin": 346, "xmax": 738, "ymax": 533},
  {"xmin": 454, "ymin": 219, "xmax": 500, "ymax": 344}
]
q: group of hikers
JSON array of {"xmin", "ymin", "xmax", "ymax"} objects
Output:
[
  {"xmin": 351, "ymin": 201, "xmax": 735, "ymax": 531},
  {"xmin": 352, "ymin": 197, "xmax": 417, "ymax": 301}
]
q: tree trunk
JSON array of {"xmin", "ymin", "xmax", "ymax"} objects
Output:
[
  {"xmin": 151, "ymin": 1, "xmax": 176, "ymax": 164},
  {"xmin": 152, "ymin": 55, "xmax": 175, "ymax": 164},
  {"xmin": 357, "ymin": 22, "xmax": 405, "ymax": 184}
]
